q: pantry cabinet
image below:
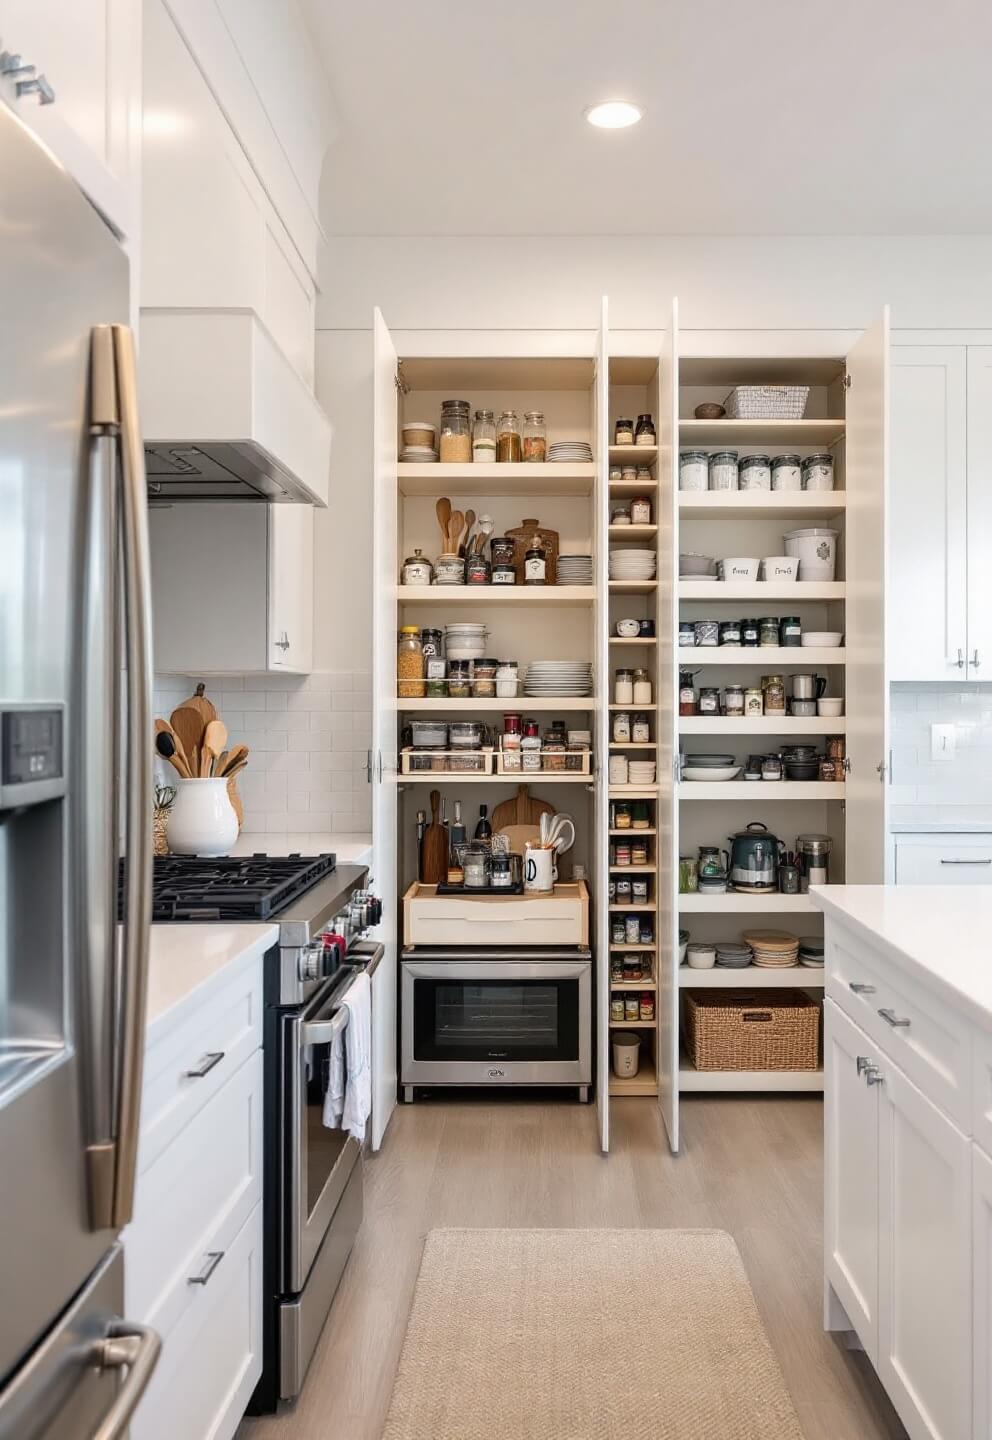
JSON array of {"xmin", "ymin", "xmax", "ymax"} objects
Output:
[
  {"xmin": 0, "ymin": 0, "xmax": 140, "ymax": 240},
  {"xmin": 149, "ymin": 502, "xmax": 313, "ymax": 674},
  {"xmin": 965, "ymin": 347, "xmax": 992, "ymax": 678}
]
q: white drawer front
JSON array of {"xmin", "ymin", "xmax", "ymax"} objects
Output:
[
  {"xmin": 126, "ymin": 1049, "xmax": 263, "ymax": 1335},
  {"xmin": 130, "ymin": 1199, "xmax": 263, "ymax": 1440},
  {"xmin": 896, "ymin": 836, "xmax": 992, "ymax": 885},
  {"xmin": 827, "ymin": 930, "xmax": 972, "ymax": 1129},
  {"xmin": 139, "ymin": 956, "xmax": 263, "ymax": 1174},
  {"xmin": 973, "ymin": 1032, "xmax": 992, "ymax": 1158}
]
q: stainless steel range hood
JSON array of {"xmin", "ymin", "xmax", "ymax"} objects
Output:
[{"xmin": 139, "ymin": 310, "xmax": 331, "ymax": 505}]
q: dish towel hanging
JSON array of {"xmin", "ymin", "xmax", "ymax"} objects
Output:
[{"xmin": 322, "ymin": 970, "xmax": 372, "ymax": 1142}]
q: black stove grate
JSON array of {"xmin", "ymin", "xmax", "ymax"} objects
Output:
[{"xmin": 135, "ymin": 853, "xmax": 337, "ymax": 922}]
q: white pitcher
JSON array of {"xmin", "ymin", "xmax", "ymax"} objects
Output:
[{"xmin": 166, "ymin": 778, "xmax": 239, "ymax": 856}]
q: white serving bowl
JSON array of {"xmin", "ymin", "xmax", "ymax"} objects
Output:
[
  {"xmin": 717, "ymin": 557, "xmax": 760, "ymax": 582},
  {"xmin": 681, "ymin": 765, "xmax": 741, "ymax": 783},
  {"xmin": 801, "ymin": 631, "xmax": 844, "ymax": 648},
  {"xmin": 760, "ymin": 556, "xmax": 798, "ymax": 582},
  {"xmin": 817, "ymin": 697, "xmax": 845, "ymax": 717}
]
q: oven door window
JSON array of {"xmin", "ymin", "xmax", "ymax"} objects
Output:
[{"xmin": 412, "ymin": 978, "xmax": 579, "ymax": 1063}]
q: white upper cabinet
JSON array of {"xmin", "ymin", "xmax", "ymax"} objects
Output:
[
  {"xmin": 966, "ymin": 347, "xmax": 992, "ymax": 678},
  {"xmin": 889, "ymin": 346, "xmax": 968, "ymax": 680},
  {"xmin": 0, "ymin": 0, "xmax": 140, "ymax": 240}
]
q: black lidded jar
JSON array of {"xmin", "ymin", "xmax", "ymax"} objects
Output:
[{"xmin": 741, "ymin": 618, "xmax": 760, "ymax": 647}]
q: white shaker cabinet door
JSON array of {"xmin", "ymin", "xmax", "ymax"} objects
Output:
[
  {"xmin": 967, "ymin": 347, "xmax": 992, "ymax": 679},
  {"xmin": 888, "ymin": 347, "xmax": 968, "ymax": 681},
  {"xmin": 823, "ymin": 1000, "xmax": 880, "ymax": 1361},
  {"xmin": 268, "ymin": 504, "xmax": 314, "ymax": 672},
  {"xmin": 878, "ymin": 1060, "xmax": 972, "ymax": 1440},
  {"xmin": 974, "ymin": 1143, "xmax": 992, "ymax": 1440}
]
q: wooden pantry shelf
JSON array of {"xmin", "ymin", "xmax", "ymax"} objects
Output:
[
  {"xmin": 609, "ymin": 944, "xmax": 656, "ymax": 953},
  {"xmin": 610, "ymin": 480, "xmax": 658, "ymax": 497},
  {"xmin": 397, "ymin": 585, "xmax": 594, "ymax": 606},
  {"xmin": 609, "ymin": 524, "xmax": 658, "ymax": 539},
  {"xmin": 608, "ymin": 905, "xmax": 656, "ymax": 913},
  {"xmin": 679, "ymin": 418, "xmax": 845, "ymax": 446},
  {"xmin": 610, "ymin": 580, "xmax": 658, "ymax": 594},
  {"xmin": 610, "ymin": 1077, "xmax": 659, "ymax": 1097},
  {"xmin": 680, "ymin": 716, "xmax": 846, "ymax": 735},
  {"xmin": 611, "ymin": 636, "xmax": 657, "ymax": 646},
  {"xmin": 612, "ymin": 980, "xmax": 657, "ymax": 991},
  {"xmin": 609, "ymin": 1020, "xmax": 656, "ymax": 1030},
  {"xmin": 609, "ymin": 703, "xmax": 656, "ymax": 711},
  {"xmin": 679, "ymin": 781, "xmax": 846, "ymax": 800},
  {"xmin": 678, "ymin": 1055, "xmax": 824, "ymax": 1094},
  {"xmin": 610, "ymin": 864, "xmax": 657, "ymax": 874},
  {"xmin": 397, "ymin": 462, "xmax": 595, "ymax": 497},
  {"xmin": 399, "ymin": 697, "xmax": 595, "ymax": 712},
  {"xmin": 679, "ymin": 967, "xmax": 823, "ymax": 989},
  {"xmin": 610, "ymin": 828, "xmax": 656, "ymax": 836},
  {"xmin": 678, "ymin": 491, "xmax": 847, "ymax": 520},
  {"xmin": 609, "ymin": 742, "xmax": 656, "ymax": 750},
  {"xmin": 396, "ymin": 774, "xmax": 591, "ymax": 785},
  {"xmin": 609, "ymin": 445, "xmax": 657, "ymax": 463},
  {"xmin": 678, "ymin": 581, "xmax": 844, "ymax": 601},
  {"xmin": 679, "ymin": 893, "xmax": 819, "ymax": 913},
  {"xmin": 677, "ymin": 647, "xmax": 846, "ymax": 665},
  {"xmin": 609, "ymin": 787, "xmax": 659, "ymax": 798}
]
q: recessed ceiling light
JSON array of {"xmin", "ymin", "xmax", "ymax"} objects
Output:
[{"xmin": 585, "ymin": 101, "xmax": 643, "ymax": 130}]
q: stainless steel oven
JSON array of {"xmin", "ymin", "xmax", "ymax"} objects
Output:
[{"xmin": 401, "ymin": 947, "xmax": 591, "ymax": 1097}]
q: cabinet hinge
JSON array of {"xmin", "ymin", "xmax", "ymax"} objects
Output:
[
  {"xmin": 394, "ymin": 363, "xmax": 410, "ymax": 395},
  {"xmin": 673, "ymin": 757, "xmax": 682, "ymax": 783},
  {"xmin": 842, "ymin": 756, "xmax": 851, "ymax": 775},
  {"xmin": 842, "ymin": 373, "xmax": 853, "ymax": 390}
]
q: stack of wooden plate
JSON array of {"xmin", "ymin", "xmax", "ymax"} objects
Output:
[{"xmin": 741, "ymin": 929, "xmax": 800, "ymax": 968}]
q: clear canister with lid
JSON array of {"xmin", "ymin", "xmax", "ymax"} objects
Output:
[
  {"xmin": 401, "ymin": 549, "xmax": 433, "ymax": 586},
  {"xmin": 797, "ymin": 833, "xmax": 832, "ymax": 889},
  {"xmin": 694, "ymin": 619, "xmax": 720, "ymax": 648},
  {"xmin": 679, "ymin": 450, "xmax": 709, "ymax": 491},
  {"xmin": 719, "ymin": 619, "xmax": 741, "ymax": 647},
  {"xmin": 635, "ymin": 413, "xmax": 656, "ymax": 446},
  {"xmin": 678, "ymin": 620, "xmax": 696, "ymax": 648},
  {"xmin": 631, "ymin": 495, "xmax": 652, "ymax": 524},
  {"xmin": 679, "ymin": 672, "xmax": 698, "ymax": 716},
  {"xmin": 614, "ymin": 418, "xmax": 634, "ymax": 446},
  {"xmin": 741, "ymin": 618, "xmax": 760, "ymax": 647},
  {"xmin": 472, "ymin": 409, "xmax": 496, "ymax": 463},
  {"xmin": 614, "ymin": 668, "xmax": 634, "ymax": 704},
  {"xmin": 632, "ymin": 668, "xmax": 652, "ymax": 705},
  {"xmin": 724, "ymin": 684, "xmax": 745, "ymax": 717},
  {"xmin": 761, "ymin": 673, "xmax": 786, "ymax": 715},
  {"xmin": 397, "ymin": 626, "xmax": 426, "ymax": 698},
  {"xmin": 613, "ymin": 710, "xmax": 632, "ymax": 742},
  {"xmin": 699, "ymin": 686, "xmax": 720, "ymax": 715},
  {"xmin": 759, "ymin": 616, "xmax": 781, "ymax": 648},
  {"xmin": 439, "ymin": 399, "xmax": 472, "ymax": 463},
  {"xmin": 522, "ymin": 411, "xmax": 547, "ymax": 462},
  {"xmin": 771, "ymin": 454, "xmax": 802, "ymax": 491},
  {"xmin": 779, "ymin": 615, "xmax": 802, "ymax": 647},
  {"xmin": 739, "ymin": 453, "xmax": 772, "ymax": 490},
  {"xmin": 708, "ymin": 450, "xmax": 739, "ymax": 491},
  {"xmin": 496, "ymin": 410, "xmax": 522, "ymax": 463},
  {"xmin": 802, "ymin": 453, "xmax": 835, "ymax": 491}
]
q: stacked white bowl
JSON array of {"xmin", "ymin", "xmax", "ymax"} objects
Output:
[
  {"xmin": 609, "ymin": 548, "xmax": 656, "ymax": 581},
  {"xmin": 627, "ymin": 759, "xmax": 657, "ymax": 785},
  {"xmin": 444, "ymin": 623, "xmax": 488, "ymax": 662}
]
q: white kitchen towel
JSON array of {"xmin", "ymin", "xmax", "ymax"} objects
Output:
[{"xmin": 322, "ymin": 970, "xmax": 372, "ymax": 1142}]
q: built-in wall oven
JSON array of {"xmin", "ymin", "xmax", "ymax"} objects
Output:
[{"xmin": 401, "ymin": 947, "xmax": 592, "ymax": 1099}]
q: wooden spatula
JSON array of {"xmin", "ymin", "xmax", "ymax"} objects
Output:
[
  {"xmin": 436, "ymin": 497, "xmax": 452, "ymax": 551},
  {"xmin": 154, "ymin": 729, "xmax": 190, "ymax": 779},
  {"xmin": 203, "ymin": 719, "xmax": 228, "ymax": 775},
  {"xmin": 219, "ymin": 743, "xmax": 249, "ymax": 776},
  {"xmin": 155, "ymin": 718, "xmax": 192, "ymax": 777},
  {"xmin": 420, "ymin": 789, "xmax": 449, "ymax": 886},
  {"xmin": 461, "ymin": 508, "xmax": 476, "ymax": 556},
  {"xmin": 170, "ymin": 704, "xmax": 206, "ymax": 764},
  {"xmin": 447, "ymin": 509, "xmax": 464, "ymax": 554}
]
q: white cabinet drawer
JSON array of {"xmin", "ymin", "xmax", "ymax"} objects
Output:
[
  {"xmin": 139, "ymin": 955, "xmax": 262, "ymax": 1174},
  {"xmin": 973, "ymin": 1031, "xmax": 992, "ymax": 1157},
  {"xmin": 126, "ymin": 1049, "xmax": 262, "ymax": 1336},
  {"xmin": 827, "ymin": 929, "xmax": 972, "ymax": 1129},
  {"xmin": 130, "ymin": 1198, "xmax": 263, "ymax": 1440},
  {"xmin": 895, "ymin": 835, "xmax": 992, "ymax": 885}
]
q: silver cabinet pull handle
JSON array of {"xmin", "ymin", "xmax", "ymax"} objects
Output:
[
  {"xmin": 956, "ymin": 649, "xmax": 965, "ymax": 669},
  {"xmin": 878, "ymin": 1007, "xmax": 911, "ymax": 1028},
  {"xmin": 865, "ymin": 1068, "xmax": 885, "ymax": 1086},
  {"xmin": 186, "ymin": 1051, "xmax": 224, "ymax": 1078},
  {"xmin": 90, "ymin": 1321, "xmax": 162, "ymax": 1440},
  {"xmin": 275, "ymin": 631, "xmax": 290, "ymax": 650},
  {"xmin": 16, "ymin": 73, "xmax": 55, "ymax": 103},
  {"xmin": 188, "ymin": 1251, "xmax": 224, "ymax": 1286},
  {"xmin": 849, "ymin": 982, "xmax": 876, "ymax": 995},
  {"xmin": 940, "ymin": 857, "xmax": 992, "ymax": 866},
  {"xmin": 856, "ymin": 1055, "xmax": 874, "ymax": 1074},
  {"xmin": 0, "ymin": 50, "xmax": 33, "ymax": 77},
  {"xmin": 973, "ymin": 650, "xmax": 981, "ymax": 669}
]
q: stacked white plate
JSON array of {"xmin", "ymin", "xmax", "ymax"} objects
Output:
[
  {"xmin": 609, "ymin": 548, "xmax": 657, "ymax": 581},
  {"xmin": 400, "ymin": 445, "xmax": 438, "ymax": 463},
  {"xmin": 557, "ymin": 554, "xmax": 594, "ymax": 586},
  {"xmin": 444, "ymin": 623, "xmax": 488, "ymax": 660},
  {"xmin": 524, "ymin": 661, "xmax": 593, "ymax": 697},
  {"xmin": 627, "ymin": 760, "xmax": 657, "ymax": 785},
  {"xmin": 798, "ymin": 938, "xmax": 825, "ymax": 968},
  {"xmin": 548, "ymin": 441, "xmax": 593, "ymax": 463}
]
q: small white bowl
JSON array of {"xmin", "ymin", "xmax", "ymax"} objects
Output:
[
  {"xmin": 801, "ymin": 632, "xmax": 844, "ymax": 648},
  {"xmin": 760, "ymin": 556, "xmax": 798, "ymax": 582},
  {"xmin": 616, "ymin": 618, "xmax": 641, "ymax": 637},
  {"xmin": 681, "ymin": 766, "xmax": 741, "ymax": 783},
  {"xmin": 718, "ymin": 557, "xmax": 760, "ymax": 582},
  {"xmin": 687, "ymin": 943, "xmax": 717, "ymax": 970},
  {"xmin": 817, "ymin": 697, "xmax": 844, "ymax": 717}
]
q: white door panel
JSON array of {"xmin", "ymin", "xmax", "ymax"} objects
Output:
[{"xmin": 966, "ymin": 347, "xmax": 992, "ymax": 678}]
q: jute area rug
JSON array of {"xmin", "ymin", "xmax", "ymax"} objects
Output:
[{"xmin": 382, "ymin": 1228, "xmax": 805, "ymax": 1440}]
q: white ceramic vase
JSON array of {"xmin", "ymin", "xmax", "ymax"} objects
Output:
[{"xmin": 166, "ymin": 778, "xmax": 239, "ymax": 857}]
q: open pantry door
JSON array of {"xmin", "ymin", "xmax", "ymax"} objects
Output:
[
  {"xmin": 656, "ymin": 299, "xmax": 680, "ymax": 1153},
  {"xmin": 370, "ymin": 308, "xmax": 399, "ymax": 1149},
  {"xmin": 594, "ymin": 296, "xmax": 611, "ymax": 1153},
  {"xmin": 844, "ymin": 307, "xmax": 890, "ymax": 884}
]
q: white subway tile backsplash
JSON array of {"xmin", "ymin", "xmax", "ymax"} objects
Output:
[{"xmin": 890, "ymin": 682, "xmax": 992, "ymax": 828}]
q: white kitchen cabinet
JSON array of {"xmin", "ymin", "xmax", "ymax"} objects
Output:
[
  {"xmin": 894, "ymin": 833, "xmax": 992, "ymax": 885},
  {"xmin": 877, "ymin": 1060, "xmax": 972, "ymax": 1440},
  {"xmin": 973, "ymin": 1144, "xmax": 992, "ymax": 1440},
  {"xmin": 966, "ymin": 347, "xmax": 992, "ymax": 679},
  {"xmin": 0, "ymin": 0, "xmax": 140, "ymax": 241},
  {"xmin": 149, "ymin": 502, "xmax": 313, "ymax": 674}
]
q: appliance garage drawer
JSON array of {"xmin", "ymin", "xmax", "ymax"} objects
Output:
[
  {"xmin": 126, "ymin": 1049, "xmax": 263, "ymax": 1337},
  {"xmin": 138, "ymin": 953, "xmax": 263, "ymax": 1173},
  {"xmin": 403, "ymin": 880, "xmax": 589, "ymax": 947},
  {"xmin": 894, "ymin": 833, "xmax": 992, "ymax": 884}
]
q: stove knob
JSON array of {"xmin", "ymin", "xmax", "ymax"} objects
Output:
[{"xmin": 298, "ymin": 945, "xmax": 323, "ymax": 982}]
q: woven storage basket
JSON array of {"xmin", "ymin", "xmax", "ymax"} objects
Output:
[
  {"xmin": 684, "ymin": 988, "xmax": 820, "ymax": 1071},
  {"xmin": 723, "ymin": 384, "xmax": 810, "ymax": 420}
]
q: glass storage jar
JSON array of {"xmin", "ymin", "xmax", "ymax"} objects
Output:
[
  {"xmin": 615, "ymin": 669, "xmax": 634, "ymax": 705},
  {"xmin": 632, "ymin": 712, "xmax": 651, "ymax": 742},
  {"xmin": 739, "ymin": 453, "xmax": 772, "ymax": 490},
  {"xmin": 708, "ymin": 450, "xmax": 739, "ymax": 491},
  {"xmin": 614, "ymin": 418, "xmax": 634, "ymax": 446},
  {"xmin": 522, "ymin": 411, "xmax": 547, "ymax": 462},
  {"xmin": 447, "ymin": 660, "xmax": 471, "ymax": 699},
  {"xmin": 439, "ymin": 399, "xmax": 472, "ymax": 463},
  {"xmin": 694, "ymin": 619, "xmax": 720, "ymax": 647},
  {"xmin": 632, "ymin": 669, "xmax": 652, "ymax": 705},
  {"xmin": 724, "ymin": 684, "xmax": 745, "ymax": 717},
  {"xmin": 742, "ymin": 618, "xmax": 760, "ymax": 647},
  {"xmin": 802, "ymin": 453, "xmax": 834, "ymax": 491},
  {"xmin": 779, "ymin": 615, "xmax": 802, "ymax": 647},
  {"xmin": 634, "ymin": 413, "xmax": 656, "ymax": 446},
  {"xmin": 491, "ymin": 536, "xmax": 515, "ymax": 569},
  {"xmin": 612, "ymin": 711, "xmax": 631, "ymax": 742},
  {"xmin": 496, "ymin": 410, "xmax": 522, "ymax": 463},
  {"xmin": 631, "ymin": 495, "xmax": 652, "ymax": 524},
  {"xmin": 397, "ymin": 626, "xmax": 425, "ymax": 698},
  {"xmin": 524, "ymin": 542, "xmax": 547, "ymax": 584},
  {"xmin": 762, "ymin": 753, "xmax": 783, "ymax": 782},
  {"xmin": 699, "ymin": 686, "xmax": 720, "ymax": 715},
  {"xmin": 761, "ymin": 674, "xmax": 786, "ymax": 715},
  {"xmin": 760, "ymin": 617, "xmax": 781, "ymax": 647},
  {"xmin": 679, "ymin": 450, "xmax": 708, "ymax": 491},
  {"xmin": 496, "ymin": 662, "xmax": 519, "ymax": 698},
  {"xmin": 719, "ymin": 619, "xmax": 742, "ymax": 647},
  {"xmin": 472, "ymin": 409, "xmax": 496, "ymax": 463},
  {"xmin": 466, "ymin": 555, "xmax": 491, "ymax": 585},
  {"xmin": 744, "ymin": 687, "xmax": 764, "ymax": 717},
  {"xmin": 771, "ymin": 454, "xmax": 802, "ymax": 491},
  {"xmin": 679, "ymin": 674, "xmax": 698, "ymax": 715},
  {"xmin": 401, "ymin": 549, "xmax": 433, "ymax": 586},
  {"xmin": 678, "ymin": 620, "xmax": 696, "ymax": 647}
]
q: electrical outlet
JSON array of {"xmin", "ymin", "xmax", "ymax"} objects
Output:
[{"xmin": 931, "ymin": 723, "xmax": 956, "ymax": 762}]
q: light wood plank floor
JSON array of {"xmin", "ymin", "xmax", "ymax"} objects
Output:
[{"xmin": 239, "ymin": 1095, "xmax": 907, "ymax": 1440}]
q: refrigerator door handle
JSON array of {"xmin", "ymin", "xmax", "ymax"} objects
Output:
[{"xmin": 89, "ymin": 1321, "xmax": 162, "ymax": 1440}]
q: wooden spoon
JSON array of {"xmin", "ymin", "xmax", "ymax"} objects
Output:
[
  {"xmin": 155, "ymin": 718, "xmax": 192, "ymax": 775},
  {"xmin": 155, "ymin": 729, "xmax": 190, "ymax": 779},
  {"xmin": 170, "ymin": 704, "xmax": 205, "ymax": 763},
  {"xmin": 203, "ymin": 719, "xmax": 228, "ymax": 775},
  {"xmin": 436, "ymin": 497, "xmax": 452, "ymax": 551},
  {"xmin": 447, "ymin": 509, "xmax": 464, "ymax": 554},
  {"xmin": 461, "ymin": 508, "xmax": 476, "ymax": 556}
]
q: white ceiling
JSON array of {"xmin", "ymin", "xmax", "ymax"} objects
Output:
[{"xmin": 302, "ymin": 0, "xmax": 992, "ymax": 236}]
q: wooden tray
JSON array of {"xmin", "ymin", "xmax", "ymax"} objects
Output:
[{"xmin": 403, "ymin": 880, "xmax": 589, "ymax": 948}]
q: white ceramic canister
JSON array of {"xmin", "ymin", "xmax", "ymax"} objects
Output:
[
  {"xmin": 524, "ymin": 843, "xmax": 557, "ymax": 893},
  {"xmin": 608, "ymin": 754, "xmax": 629, "ymax": 785},
  {"xmin": 783, "ymin": 527, "xmax": 838, "ymax": 580},
  {"xmin": 801, "ymin": 453, "xmax": 835, "ymax": 491},
  {"xmin": 679, "ymin": 450, "xmax": 708, "ymax": 491},
  {"xmin": 771, "ymin": 454, "xmax": 802, "ymax": 491},
  {"xmin": 166, "ymin": 778, "xmax": 239, "ymax": 857},
  {"xmin": 611, "ymin": 1033, "xmax": 641, "ymax": 1078}
]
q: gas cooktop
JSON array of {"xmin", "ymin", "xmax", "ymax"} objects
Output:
[{"xmin": 145, "ymin": 853, "xmax": 337, "ymax": 922}]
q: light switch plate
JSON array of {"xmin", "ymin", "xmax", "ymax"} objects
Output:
[{"xmin": 931, "ymin": 723, "xmax": 956, "ymax": 762}]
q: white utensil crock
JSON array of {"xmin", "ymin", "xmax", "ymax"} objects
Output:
[
  {"xmin": 524, "ymin": 845, "xmax": 557, "ymax": 893},
  {"xmin": 166, "ymin": 777, "xmax": 239, "ymax": 856}
]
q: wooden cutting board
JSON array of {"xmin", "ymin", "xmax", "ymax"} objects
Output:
[
  {"xmin": 420, "ymin": 789, "xmax": 449, "ymax": 886},
  {"xmin": 491, "ymin": 785, "xmax": 556, "ymax": 851}
]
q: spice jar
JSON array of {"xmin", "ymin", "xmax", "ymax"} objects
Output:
[
  {"xmin": 615, "ymin": 669, "xmax": 634, "ymax": 705},
  {"xmin": 524, "ymin": 542, "xmax": 547, "ymax": 585},
  {"xmin": 744, "ymin": 687, "xmax": 764, "ymax": 717},
  {"xmin": 397, "ymin": 626, "xmax": 425, "ymax": 698},
  {"xmin": 742, "ymin": 618, "xmax": 760, "ymax": 647},
  {"xmin": 614, "ymin": 418, "xmax": 634, "ymax": 446},
  {"xmin": 466, "ymin": 555, "xmax": 491, "ymax": 585},
  {"xmin": 439, "ymin": 399, "xmax": 472, "ymax": 463},
  {"xmin": 819, "ymin": 757, "xmax": 837, "ymax": 782},
  {"xmin": 613, "ymin": 711, "xmax": 631, "ymax": 742},
  {"xmin": 724, "ymin": 684, "xmax": 745, "ymax": 717},
  {"xmin": 496, "ymin": 410, "xmax": 522, "ymax": 463},
  {"xmin": 739, "ymin": 454, "xmax": 771, "ymax": 490},
  {"xmin": 780, "ymin": 616, "xmax": 802, "ymax": 647},
  {"xmin": 631, "ymin": 495, "xmax": 652, "ymax": 524},
  {"xmin": 679, "ymin": 450, "xmax": 708, "ymax": 491},
  {"xmin": 492, "ymin": 563, "xmax": 516, "ymax": 586},
  {"xmin": 401, "ymin": 549, "xmax": 433, "ymax": 586},
  {"xmin": 708, "ymin": 450, "xmax": 739, "ymax": 491},
  {"xmin": 635, "ymin": 413, "xmax": 656, "ymax": 446},
  {"xmin": 472, "ymin": 409, "xmax": 496, "ymax": 463},
  {"xmin": 679, "ymin": 673, "xmax": 698, "ymax": 716},
  {"xmin": 719, "ymin": 619, "xmax": 742, "ymax": 647},
  {"xmin": 760, "ymin": 617, "xmax": 781, "ymax": 648},
  {"xmin": 699, "ymin": 686, "xmax": 721, "ymax": 715},
  {"xmin": 630, "ymin": 840, "xmax": 649, "ymax": 866},
  {"xmin": 772, "ymin": 454, "xmax": 802, "ymax": 491},
  {"xmin": 522, "ymin": 411, "xmax": 547, "ymax": 462},
  {"xmin": 632, "ymin": 669, "xmax": 652, "ymax": 705},
  {"xmin": 611, "ymin": 504, "xmax": 632, "ymax": 526},
  {"xmin": 472, "ymin": 659, "xmax": 499, "ymax": 699},
  {"xmin": 447, "ymin": 660, "xmax": 471, "ymax": 699},
  {"xmin": 694, "ymin": 619, "xmax": 719, "ymax": 648},
  {"xmin": 762, "ymin": 674, "xmax": 786, "ymax": 715},
  {"xmin": 678, "ymin": 620, "xmax": 696, "ymax": 648},
  {"xmin": 762, "ymin": 753, "xmax": 783, "ymax": 781},
  {"xmin": 610, "ymin": 997, "xmax": 625, "ymax": 1023},
  {"xmin": 632, "ymin": 878, "xmax": 649, "ymax": 903},
  {"xmin": 632, "ymin": 712, "xmax": 651, "ymax": 742},
  {"xmin": 639, "ymin": 994, "xmax": 655, "ymax": 1022}
]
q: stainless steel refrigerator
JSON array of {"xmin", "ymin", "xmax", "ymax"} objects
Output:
[{"xmin": 0, "ymin": 104, "xmax": 158, "ymax": 1437}]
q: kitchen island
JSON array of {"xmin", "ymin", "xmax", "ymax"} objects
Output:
[{"xmin": 812, "ymin": 884, "xmax": 992, "ymax": 1440}]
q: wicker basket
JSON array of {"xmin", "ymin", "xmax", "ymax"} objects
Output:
[
  {"xmin": 723, "ymin": 385, "xmax": 810, "ymax": 420},
  {"xmin": 683, "ymin": 989, "xmax": 820, "ymax": 1071}
]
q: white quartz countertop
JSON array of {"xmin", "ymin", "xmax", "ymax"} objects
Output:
[
  {"xmin": 811, "ymin": 884, "xmax": 992, "ymax": 1032},
  {"xmin": 890, "ymin": 823, "xmax": 992, "ymax": 834},
  {"xmin": 146, "ymin": 922, "xmax": 278, "ymax": 1041},
  {"xmin": 228, "ymin": 832, "xmax": 373, "ymax": 866}
]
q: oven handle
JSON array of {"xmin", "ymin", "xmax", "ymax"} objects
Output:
[
  {"xmin": 302, "ymin": 972, "xmax": 362, "ymax": 1046},
  {"xmin": 403, "ymin": 960, "xmax": 590, "ymax": 981}
]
